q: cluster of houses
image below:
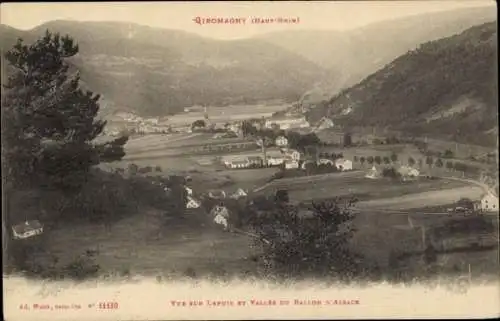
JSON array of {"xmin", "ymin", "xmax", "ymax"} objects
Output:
[
  {"xmin": 185, "ymin": 185, "xmax": 249, "ymax": 210},
  {"xmin": 222, "ymin": 148, "xmax": 354, "ymax": 173},
  {"xmin": 222, "ymin": 147, "xmax": 302, "ymax": 170},
  {"xmin": 183, "ymin": 184, "xmax": 249, "ymax": 230},
  {"xmin": 105, "ymin": 112, "xmax": 173, "ymax": 135}
]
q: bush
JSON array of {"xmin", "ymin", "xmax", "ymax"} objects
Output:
[
  {"xmin": 155, "ymin": 166, "xmax": 162, "ymax": 172},
  {"xmin": 128, "ymin": 163, "xmax": 139, "ymax": 175},
  {"xmin": 382, "ymin": 167, "xmax": 401, "ymax": 179},
  {"xmin": 443, "ymin": 149, "xmax": 454, "ymax": 158}
]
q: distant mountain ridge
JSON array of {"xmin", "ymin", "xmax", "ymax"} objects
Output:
[
  {"xmin": 309, "ymin": 22, "xmax": 498, "ymax": 147},
  {"xmin": 0, "ymin": 6, "xmax": 496, "ymax": 120},
  {"xmin": 0, "ymin": 21, "xmax": 326, "ymax": 117},
  {"xmin": 257, "ymin": 6, "xmax": 497, "ymax": 108}
]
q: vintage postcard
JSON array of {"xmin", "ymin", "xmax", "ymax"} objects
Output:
[{"xmin": 1, "ymin": 1, "xmax": 499, "ymax": 320}]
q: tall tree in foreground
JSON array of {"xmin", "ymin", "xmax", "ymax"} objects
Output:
[{"xmin": 1, "ymin": 31, "xmax": 128, "ymax": 190}]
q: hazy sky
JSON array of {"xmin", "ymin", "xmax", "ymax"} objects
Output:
[{"xmin": 1, "ymin": 1, "xmax": 496, "ymax": 39}]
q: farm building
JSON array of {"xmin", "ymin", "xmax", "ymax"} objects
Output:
[
  {"xmin": 230, "ymin": 188, "xmax": 248, "ymax": 199},
  {"xmin": 365, "ymin": 166, "xmax": 381, "ymax": 179},
  {"xmin": 398, "ymin": 165, "xmax": 420, "ymax": 178},
  {"xmin": 285, "ymin": 160, "xmax": 300, "ymax": 169},
  {"xmin": 480, "ymin": 193, "xmax": 499, "ymax": 212},
  {"xmin": 275, "ymin": 136, "xmax": 289, "ymax": 147},
  {"xmin": 225, "ymin": 159, "xmax": 251, "ymax": 169},
  {"xmin": 12, "ymin": 220, "xmax": 44, "ymax": 240},
  {"xmin": 335, "ymin": 158, "xmax": 353, "ymax": 171},
  {"xmin": 186, "ymin": 196, "xmax": 201, "ymax": 209}
]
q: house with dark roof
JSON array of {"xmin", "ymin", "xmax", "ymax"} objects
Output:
[{"xmin": 12, "ymin": 220, "xmax": 44, "ymax": 240}]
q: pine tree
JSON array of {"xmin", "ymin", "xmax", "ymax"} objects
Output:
[{"xmin": 1, "ymin": 31, "xmax": 128, "ymax": 190}]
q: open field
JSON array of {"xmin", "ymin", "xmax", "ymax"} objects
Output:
[
  {"xmin": 186, "ymin": 167, "xmax": 280, "ymax": 192},
  {"xmin": 355, "ymin": 186, "xmax": 484, "ymax": 211},
  {"xmin": 30, "ymin": 208, "xmax": 260, "ymax": 278},
  {"xmin": 258, "ymin": 171, "xmax": 473, "ymax": 208},
  {"xmin": 29, "ymin": 199, "xmax": 498, "ymax": 280},
  {"xmin": 351, "ymin": 210, "xmax": 499, "ymax": 270}
]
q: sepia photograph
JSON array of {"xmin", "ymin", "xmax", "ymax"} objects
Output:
[{"xmin": 1, "ymin": 1, "xmax": 499, "ymax": 320}]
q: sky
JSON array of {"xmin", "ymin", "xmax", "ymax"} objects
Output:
[{"xmin": 1, "ymin": 1, "xmax": 496, "ymax": 39}]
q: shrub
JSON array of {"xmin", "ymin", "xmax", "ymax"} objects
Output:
[
  {"xmin": 128, "ymin": 163, "xmax": 139, "ymax": 175},
  {"xmin": 443, "ymin": 149, "xmax": 454, "ymax": 158},
  {"xmin": 382, "ymin": 167, "xmax": 401, "ymax": 179}
]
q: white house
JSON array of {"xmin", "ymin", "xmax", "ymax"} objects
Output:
[
  {"xmin": 12, "ymin": 220, "xmax": 44, "ymax": 240},
  {"xmin": 210, "ymin": 205, "xmax": 231, "ymax": 230},
  {"xmin": 184, "ymin": 186, "xmax": 193, "ymax": 196},
  {"xmin": 398, "ymin": 165, "xmax": 420, "ymax": 178},
  {"xmin": 230, "ymin": 188, "xmax": 248, "ymax": 199},
  {"xmin": 480, "ymin": 193, "xmax": 499, "ymax": 212},
  {"xmin": 285, "ymin": 160, "xmax": 300, "ymax": 169},
  {"xmin": 275, "ymin": 136, "xmax": 289, "ymax": 147},
  {"xmin": 186, "ymin": 196, "xmax": 201, "ymax": 209},
  {"xmin": 365, "ymin": 166, "xmax": 381, "ymax": 179},
  {"xmin": 335, "ymin": 158, "xmax": 353, "ymax": 171}
]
